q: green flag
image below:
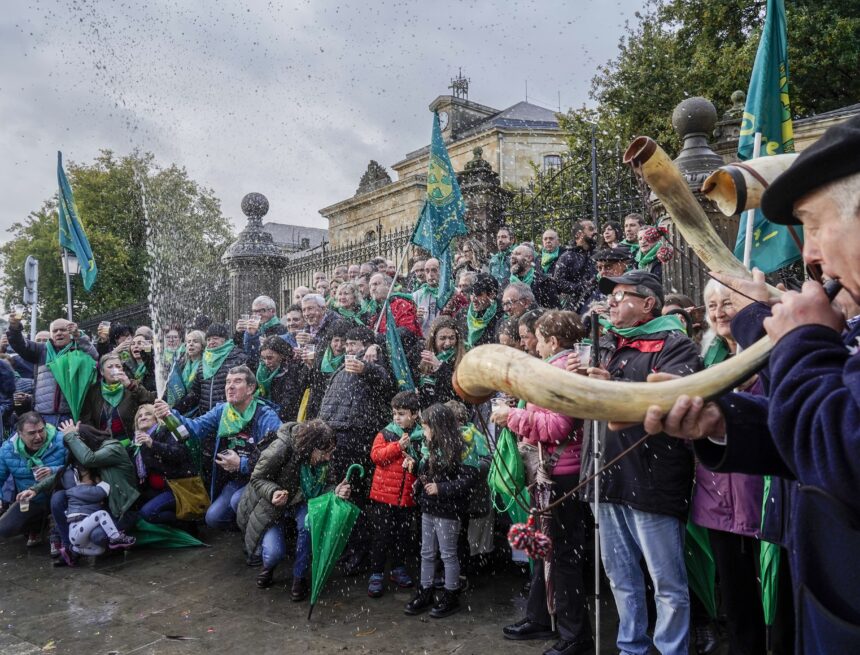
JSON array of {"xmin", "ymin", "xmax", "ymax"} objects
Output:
[
  {"xmin": 57, "ymin": 152, "xmax": 98, "ymax": 290},
  {"xmin": 410, "ymin": 112, "xmax": 468, "ymax": 308},
  {"xmin": 385, "ymin": 303, "xmax": 415, "ymax": 391},
  {"xmin": 734, "ymin": 0, "xmax": 801, "ymax": 273}
]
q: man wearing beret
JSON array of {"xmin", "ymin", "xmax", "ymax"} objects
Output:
[{"xmin": 642, "ymin": 115, "xmax": 860, "ymax": 653}]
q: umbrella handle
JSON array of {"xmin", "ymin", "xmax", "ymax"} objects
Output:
[{"xmin": 344, "ymin": 463, "xmax": 365, "ymax": 483}]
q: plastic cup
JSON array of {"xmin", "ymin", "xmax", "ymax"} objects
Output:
[
  {"xmin": 490, "ymin": 397, "xmax": 506, "ymax": 412},
  {"xmin": 305, "ymin": 345, "xmax": 316, "ymax": 357},
  {"xmin": 345, "ymin": 354, "xmax": 357, "ymax": 362},
  {"xmin": 19, "ymin": 498, "xmax": 29, "ymax": 512},
  {"xmin": 240, "ymin": 314, "xmax": 250, "ymax": 322},
  {"xmin": 12, "ymin": 304, "xmax": 25, "ymax": 320}
]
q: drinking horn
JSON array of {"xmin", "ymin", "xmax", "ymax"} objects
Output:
[
  {"xmin": 453, "ymin": 137, "xmax": 835, "ymax": 421},
  {"xmin": 701, "ymin": 153, "xmax": 798, "ymax": 216}
]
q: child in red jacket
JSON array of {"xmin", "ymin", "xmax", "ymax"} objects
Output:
[{"xmin": 366, "ymin": 391, "xmax": 423, "ymax": 598}]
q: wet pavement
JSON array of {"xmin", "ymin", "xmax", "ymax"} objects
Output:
[{"xmin": 1, "ymin": 531, "xmax": 625, "ymax": 655}]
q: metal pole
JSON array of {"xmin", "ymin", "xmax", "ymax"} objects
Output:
[
  {"xmin": 591, "ymin": 123, "xmax": 599, "ymax": 231},
  {"xmin": 742, "ymin": 132, "xmax": 763, "ymax": 268},
  {"xmin": 590, "ymin": 315, "xmax": 602, "ymax": 654},
  {"xmin": 372, "ymin": 245, "xmax": 411, "ymax": 332},
  {"xmin": 30, "ymin": 277, "xmax": 38, "ymax": 342},
  {"xmin": 62, "ymin": 249, "xmax": 73, "ymax": 322}
]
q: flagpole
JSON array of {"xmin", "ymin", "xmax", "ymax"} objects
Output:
[
  {"xmin": 373, "ymin": 245, "xmax": 412, "ymax": 332},
  {"xmin": 742, "ymin": 132, "xmax": 763, "ymax": 268},
  {"xmin": 62, "ymin": 248, "xmax": 73, "ymax": 322}
]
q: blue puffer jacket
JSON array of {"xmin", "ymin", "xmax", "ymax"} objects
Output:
[{"xmin": 0, "ymin": 426, "xmax": 66, "ymax": 501}]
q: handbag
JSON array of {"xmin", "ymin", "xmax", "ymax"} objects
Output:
[{"xmin": 167, "ymin": 476, "xmax": 211, "ymax": 520}]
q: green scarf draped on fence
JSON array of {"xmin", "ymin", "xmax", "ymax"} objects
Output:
[
  {"xmin": 509, "ymin": 266, "xmax": 535, "ymax": 286},
  {"xmin": 182, "ymin": 358, "xmax": 201, "ymax": 389},
  {"xmin": 336, "ymin": 305, "xmax": 364, "ymax": 325},
  {"xmin": 15, "ymin": 424, "xmax": 57, "ymax": 468},
  {"xmin": 600, "ymin": 314, "xmax": 686, "ymax": 339},
  {"xmin": 101, "ymin": 381, "xmax": 125, "ymax": 408},
  {"xmin": 703, "ymin": 336, "xmax": 732, "ymax": 368},
  {"xmin": 217, "ymin": 398, "xmax": 258, "ymax": 440},
  {"xmin": 320, "ymin": 347, "xmax": 345, "ymax": 374},
  {"xmin": 419, "ymin": 348, "xmax": 455, "ymax": 386},
  {"xmin": 300, "ymin": 462, "xmax": 329, "ymax": 500},
  {"xmin": 202, "ymin": 341, "xmax": 235, "ymax": 380},
  {"xmin": 540, "ymin": 247, "xmax": 560, "ymax": 273},
  {"xmin": 635, "ymin": 241, "xmax": 662, "ymax": 269},
  {"xmin": 255, "ymin": 362, "xmax": 279, "ymax": 398},
  {"xmin": 466, "ymin": 301, "xmax": 498, "ymax": 349}
]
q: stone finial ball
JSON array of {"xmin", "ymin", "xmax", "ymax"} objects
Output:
[
  {"xmin": 672, "ymin": 97, "xmax": 718, "ymax": 137},
  {"xmin": 731, "ymin": 90, "xmax": 746, "ymax": 107},
  {"xmin": 241, "ymin": 192, "xmax": 269, "ymax": 218}
]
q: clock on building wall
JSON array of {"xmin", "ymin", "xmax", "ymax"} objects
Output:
[{"xmin": 438, "ymin": 111, "xmax": 449, "ymax": 131}]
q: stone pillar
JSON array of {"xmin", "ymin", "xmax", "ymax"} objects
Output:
[
  {"xmin": 654, "ymin": 97, "xmax": 741, "ymax": 303},
  {"xmin": 457, "ymin": 147, "xmax": 513, "ymax": 252},
  {"xmin": 713, "ymin": 90, "xmax": 745, "ymax": 163},
  {"xmin": 221, "ymin": 193, "xmax": 289, "ymax": 325}
]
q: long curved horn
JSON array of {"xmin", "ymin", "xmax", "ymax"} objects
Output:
[{"xmin": 701, "ymin": 154, "xmax": 798, "ymax": 216}]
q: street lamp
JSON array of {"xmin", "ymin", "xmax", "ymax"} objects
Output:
[{"xmin": 62, "ymin": 252, "xmax": 80, "ymax": 276}]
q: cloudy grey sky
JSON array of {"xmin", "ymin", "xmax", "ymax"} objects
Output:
[{"xmin": 1, "ymin": 0, "xmax": 644, "ymax": 239}]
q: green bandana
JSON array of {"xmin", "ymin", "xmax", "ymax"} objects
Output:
[
  {"xmin": 202, "ymin": 341, "xmax": 235, "ymax": 380},
  {"xmin": 361, "ymin": 297, "xmax": 378, "ymax": 316},
  {"xmin": 416, "ymin": 283, "xmax": 440, "ymax": 299},
  {"xmin": 600, "ymin": 314, "xmax": 686, "ymax": 339},
  {"xmin": 419, "ymin": 349, "xmax": 455, "ymax": 386},
  {"xmin": 510, "ymin": 267, "xmax": 535, "ymax": 286},
  {"xmin": 703, "ymin": 336, "xmax": 732, "ymax": 368},
  {"xmin": 635, "ymin": 241, "xmax": 663, "ymax": 269},
  {"xmin": 620, "ymin": 239, "xmax": 640, "ymax": 257},
  {"xmin": 466, "ymin": 301, "xmax": 498, "ymax": 349},
  {"xmin": 182, "ymin": 358, "xmax": 201, "ymax": 389},
  {"xmin": 540, "ymin": 247, "xmax": 560, "ymax": 273},
  {"xmin": 258, "ymin": 315, "xmax": 281, "ymax": 334},
  {"xmin": 299, "ymin": 463, "xmax": 329, "ymax": 500},
  {"xmin": 100, "ymin": 381, "xmax": 125, "ymax": 408},
  {"xmin": 14, "ymin": 424, "xmax": 57, "ymax": 468},
  {"xmin": 133, "ymin": 361, "xmax": 147, "ymax": 381},
  {"xmin": 45, "ymin": 341, "xmax": 72, "ymax": 365},
  {"xmin": 320, "ymin": 347, "xmax": 345, "ymax": 374},
  {"xmin": 217, "ymin": 398, "xmax": 258, "ymax": 441},
  {"xmin": 385, "ymin": 421, "xmax": 423, "ymax": 459},
  {"xmin": 255, "ymin": 362, "xmax": 279, "ymax": 398},
  {"xmin": 336, "ymin": 305, "xmax": 364, "ymax": 325},
  {"xmin": 461, "ymin": 423, "xmax": 490, "ymax": 469}
]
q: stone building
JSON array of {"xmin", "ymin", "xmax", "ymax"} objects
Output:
[{"xmin": 320, "ymin": 82, "xmax": 568, "ymax": 246}]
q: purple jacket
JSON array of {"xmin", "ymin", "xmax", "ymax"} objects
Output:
[{"xmin": 690, "ymin": 464, "xmax": 762, "ymax": 537}]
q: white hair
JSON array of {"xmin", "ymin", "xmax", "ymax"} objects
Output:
[
  {"xmin": 822, "ymin": 170, "xmax": 860, "ymax": 223},
  {"xmin": 301, "ymin": 293, "xmax": 326, "ymax": 308},
  {"xmin": 699, "ymin": 278, "xmax": 730, "ymax": 356},
  {"xmin": 252, "ymin": 295, "xmax": 276, "ymax": 311}
]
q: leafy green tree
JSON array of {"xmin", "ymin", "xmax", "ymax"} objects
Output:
[{"xmin": 0, "ymin": 151, "xmax": 233, "ymax": 329}]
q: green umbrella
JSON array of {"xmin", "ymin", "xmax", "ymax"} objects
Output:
[
  {"xmin": 684, "ymin": 521, "xmax": 717, "ymax": 618},
  {"xmin": 760, "ymin": 476, "xmax": 780, "ymax": 653},
  {"xmin": 131, "ymin": 519, "xmax": 208, "ymax": 548},
  {"xmin": 307, "ymin": 463, "xmax": 365, "ymax": 619},
  {"xmin": 46, "ymin": 347, "xmax": 97, "ymax": 422}
]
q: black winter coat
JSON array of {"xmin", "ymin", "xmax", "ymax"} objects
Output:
[
  {"xmin": 413, "ymin": 457, "xmax": 479, "ymax": 520},
  {"xmin": 139, "ymin": 425, "xmax": 196, "ymax": 480},
  {"xmin": 268, "ymin": 360, "xmax": 308, "ymax": 422},
  {"xmin": 554, "ymin": 246, "xmax": 597, "ymax": 312},
  {"xmin": 580, "ymin": 328, "xmax": 699, "ymax": 520},
  {"xmin": 175, "ymin": 346, "xmax": 247, "ymax": 415},
  {"xmin": 318, "ymin": 355, "xmax": 393, "ymax": 434},
  {"xmin": 418, "ymin": 360, "xmax": 456, "ymax": 409},
  {"xmin": 530, "ymin": 269, "xmax": 562, "ymax": 309}
]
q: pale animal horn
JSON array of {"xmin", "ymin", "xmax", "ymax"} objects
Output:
[{"xmin": 701, "ymin": 154, "xmax": 799, "ymax": 216}]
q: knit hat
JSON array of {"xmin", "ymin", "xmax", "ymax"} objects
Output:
[{"xmin": 205, "ymin": 323, "xmax": 230, "ymax": 340}]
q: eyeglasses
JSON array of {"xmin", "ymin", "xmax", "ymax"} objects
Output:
[
  {"xmin": 609, "ymin": 290, "xmax": 647, "ymax": 303},
  {"xmin": 502, "ymin": 297, "xmax": 524, "ymax": 308}
]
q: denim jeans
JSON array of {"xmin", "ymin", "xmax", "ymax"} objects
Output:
[
  {"xmin": 0, "ymin": 499, "xmax": 48, "ymax": 538},
  {"xmin": 205, "ymin": 481, "xmax": 245, "ymax": 530},
  {"xmin": 139, "ymin": 490, "xmax": 178, "ymax": 525},
  {"xmin": 419, "ymin": 513, "xmax": 460, "ymax": 591},
  {"xmin": 259, "ymin": 503, "xmax": 310, "ymax": 578},
  {"xmin": 599, "ymin": 502, "xmax": 689, "ymax": 655}
]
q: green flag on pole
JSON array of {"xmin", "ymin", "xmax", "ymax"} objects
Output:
[
  {"xmin": 410, "ymin": 112, "xmax": 468, "ymax": 308},
  {"xmin": 385, "ymin": 303, "xmax": 416, "ymax": 391},
  {"xmin": 57, "ymin": 152, "xmax": 98, "ymax": 291},
  {"xmin": 734, "ymin": 0, "xmax": 802, "ymax": 273}
]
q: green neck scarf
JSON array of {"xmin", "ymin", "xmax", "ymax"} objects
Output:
[
  {"xmin": 217, "ymin": 398, "xmax": 258, "ymax": 440},
  {"xmin": 385, "ymin": 421, "xmax": 423, "ymax": 459},
  {"xmin": 635, "ymin": 241, "xmax": 662, "ymax": 269},
  {"xmin": 492, "ymin": 245, "xmax": 514, "ymax": 264},
  {"xmin": 620, "ymin": 239, "xmax": 640, "ymax": 256},
  {"xmin": 336, "ymin": 305, "xmax": 364, "ymax": 325},
  {"xmin": 466, "ymin": 301, "xmax": 498, "ymax": 349},
  {"xmin": 320, "ymin": 347, "xmax": 345, "ymax": 374},
  {"xmin": 101, "ymin": 381, "xmax": 125, "ymax": 408},
  {"xmin": 540, "ymin": 247, "xmax": 560, "ymax": 273},
  {"xmin": 15, "ymin": 424, "xmax": 57, "ymax": 468},
  {"xmin": 299, "ymin": 462, "xmax": 329, "ymax": 500},
  {"xmin": 600, "ymin": 314, "xmax": 686, "ymax": 339},
  {"xmin": 133, "ymin": 361, "xmax": 147, "ymax": 381},
  {"xmin": 417, "ymin": 283, "xmax": 440, "ymax": 299},
  {"xmin": 45, "ymin": 341, "xmax": 73, "ymax": 365},
  {"xmin": 258, "ymin": 316, "xmax": 281, "ymax": 334},
  {"xmin": 703, "ymin": 336, "xmax": 732, "ymax": 368},
  {"xmin": 182, "ymin": 358, "xmax": 201, "ymax": 389},
  {"xmin": 510, "ymin": 266, "xmax": 535, "ymax": 286},
  {"xmin": 361, "ymin": 297, "xmax": 378, "ymax": 315},
  {"xmin": 255, "ymin": 362, "xmax": 279, "ymax": 398},
  {"xmin": 202, "ymin": 341, "xmax": 235, "ymax": 380},
  {"xmin": 419, "ymin": 349, "xmax": 455, "ymax": 386}
]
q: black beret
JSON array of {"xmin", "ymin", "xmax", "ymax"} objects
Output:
[
  {"xmin": 598, "ymin": 270, "xmax": 664, "ymax": 303},
  {"xmin": 761, "ymin": 115, "xmax": 860, "ymax": 225}
]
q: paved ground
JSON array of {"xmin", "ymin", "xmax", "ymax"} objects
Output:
[{"xmin": 1, "ymin": 531, "xmax": 625, "ymax": 655}]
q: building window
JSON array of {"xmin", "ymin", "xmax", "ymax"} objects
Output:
[
  {"xmin": 300, "ymin": 237, "xmax": 310, "ymax": 249},
  {"xmin": 365, "ymin": 230, "xmax": 376, "ymax": 243},
  {"xmin": 543, "ymin": 154, "xmax": 562, "ymax": 172}
]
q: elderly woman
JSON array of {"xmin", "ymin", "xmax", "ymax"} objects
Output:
[
  {"xmin": 418, "ymin": 317, "xmax": 464, "ymax": 409},
  {"xmin": 334, "ymin": 282, "xmax": 368, "ymax": 326},
  {"xmin": 123, "ymin": 334, "xmax": 157, "ymax": 393},
  {"xmin": 237, "ymin": 419, "xmax": 351, "ymax": 598},
  {"xmin": 689, "ymin": 280, "xmax": 766, "ymax": 653},
  {"xmin": 492, "ymin": 311, "xmax": 593, "ymax": 651},
  {"xmin": 256, "ymin": 336, "xmax": 308, "ymax": 422},
  {"xmin": 165, "ymin": 330, "xmax": 205, "ymax": 408},
  {"xmin": 635, "ymin": 225, "xmax": 674, "ymax": 280}
]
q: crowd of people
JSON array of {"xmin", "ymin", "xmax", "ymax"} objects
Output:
[{"xmin": 1, "ymin": 115, "xmax": 859, "ymax": 655}]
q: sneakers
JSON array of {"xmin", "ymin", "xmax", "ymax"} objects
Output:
[
  {"xmin": 367, "ymin": 573, "xmax": 385, "ymax": 598},
  {"xmin": 108, "ymin": 533, "xmax": 136, "ymax": 550},
  {"xmin": 404, "ymin": 586, "xmax": 435, "ymax": 615},
  {"xmin": 291, "ymin": 576, "xmax": 309, "ymax": 602},
  {"xmin": 430, "ymin": 588, "xmax": 460, "ymax": 619},
  {"xmin": 389, "ymin": 567, "xmax": 414, "ymax": 589},
  {"xmin": 26, "ymin": 531, "xmax": 43, "ymax": 548},
  {"xmin": 53, "ymin": 546, "xmax": 78, "ymax": 568},
  {"xmin": 50, "ymin": 537, "xmax": 62, "ymax": 558},
  {"xmin": 256, "ymin": 568, "xmax": 275, "ymax": 589}
]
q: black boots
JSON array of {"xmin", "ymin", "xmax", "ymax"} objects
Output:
[
  {"xmin": 429, "ymin": 588, "xmax": 460, "ymax": 618},
  {"xmin": 404, "ymin": 586, "xmax": 435, "ymax": 615}
]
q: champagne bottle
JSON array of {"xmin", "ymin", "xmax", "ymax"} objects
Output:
[{"xmin": 162, "ymin": 413, "xmax": 190, "ymax": 442}]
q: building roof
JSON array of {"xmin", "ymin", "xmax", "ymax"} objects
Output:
[
  {"xmin": 474, "ymin": 101, "xmax": 560, "ymax": 131},
  {"xmin": 262, "ymin": 222, "xmax": 328, "ymax": 251}
]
